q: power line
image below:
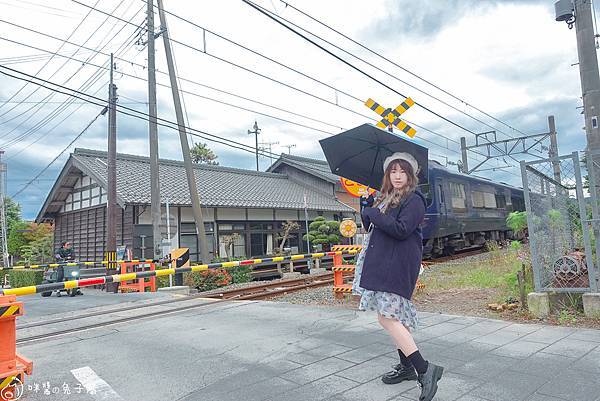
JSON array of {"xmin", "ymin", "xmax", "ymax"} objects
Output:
[
  {"xmin": 0, "ymin": 35, "xmax": 338, "ymax": 136},
  {"xmin": 0, "ymin": 0, "xmax": 131, "ymax": 138},
  {"xmin": 279, "ymin": 0, "xmax": 528, "ymax": 139},
  {"xmin": 0, "ymin": 65, "xmax": 281, "ymax": 159},
  {"xmin": 65, "ymin": 1, "xmax": 463, "ymax": 150},
  {"xmin": 11, "ymin": 106, "xmax": 108, "ymax": 198},
  {"xmin": 0, "ymin": 0, "xmax": 102, "ymax": 113},
  {"xmin": 1, "ymin": 4, "xmax": 145, "ymax": 153},
  {"xmin": 242, "ymin": 0, "xmax": 482, "ymax": 137}
]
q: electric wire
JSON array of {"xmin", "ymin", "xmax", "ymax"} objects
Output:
[{"xmin": 278, "ymin": 0, "xmax": 529, "ymax": 139}]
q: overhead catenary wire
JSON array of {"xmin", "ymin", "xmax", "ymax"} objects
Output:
[{"xmin": 278, "ymin": 0, "xmax": 529, "ymax": 139}]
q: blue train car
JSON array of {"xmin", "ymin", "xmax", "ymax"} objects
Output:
[{"xmin": 420, "ymin": 161, "xmax": 524, "ymax": 258}]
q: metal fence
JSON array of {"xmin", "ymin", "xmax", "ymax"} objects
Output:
[{"xmin": 521, "ymin": 152, "xmax": 598, "ymax": 292}]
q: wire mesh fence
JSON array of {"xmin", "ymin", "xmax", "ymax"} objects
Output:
[{"xmin": 521, "ymin": 152, "xmax": 597, "ymax": 292}]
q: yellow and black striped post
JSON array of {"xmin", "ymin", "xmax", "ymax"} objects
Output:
[
  {"xmin": 170, "ymin": 248, "xmax": 190, "ymax": 286},
  {"xmin": 104, "ymin": 251, "xmax": 118, "ymax": 293}
]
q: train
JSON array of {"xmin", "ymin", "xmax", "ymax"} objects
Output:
[{"xmin": 420, "ymin": 160, "xmax": 525, "ymax": 258}]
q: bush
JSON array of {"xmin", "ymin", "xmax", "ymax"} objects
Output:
[
  {"xmin": 8, "ymin": 270, "xmax": 44, "ymax": 288},
  {"xmin": 184, "ymin": 268, "xmax": 232, "ymax": 292},
  {"xmin": 229, "ymin": 265, "xmax": 252, "ymax": 284}
]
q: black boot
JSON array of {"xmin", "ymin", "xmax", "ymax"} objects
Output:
[
  {"xmin": 417, "ymin": 363, "xmax": 444, "ymax": 401},
  {"xmin": 381, "ymin": 363, "xmax": 418, "ymax": 384}
]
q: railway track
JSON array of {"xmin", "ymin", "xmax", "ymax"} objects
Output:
[
  {"xmin": 16, "ymin": 248, "xmax": 491, "ymax": 344},
  {"xmin": 16, "ymin": 272, "xmax": 335, "ymax": 344}
]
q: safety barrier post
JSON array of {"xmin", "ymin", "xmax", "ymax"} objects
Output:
[
  {"xmin": 118, "ymin": 262, "xmax": 156, "ymax": 293},
  {"xmin": 331, "ymin": 245, "xmax": 361, "ymax": 299},
  {"xmin": 0, "ymin": 295, "xmax": 32, "ymax": 400}
]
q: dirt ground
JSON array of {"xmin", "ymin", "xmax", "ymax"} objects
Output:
[{"xmin": 413, "ymin": 287, "xmax": 600, "ymax": 330}]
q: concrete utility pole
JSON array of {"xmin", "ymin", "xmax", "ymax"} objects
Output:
[
  {"xmin": 547, "ymin": 115, "xmax": 562, "ymax": 183},
  {"xmin": 248, "ymin": 121, "xmax": 261, "ymax": 171},
  {"xmin": 106, "ymin": 53, "xmax": 118, "ymax": 292},
  {"xmin": 556, "ymin": 0, "xmax": 600, "ymax": 293},
  {"xmin": 147, "ymin": 0, "xmax": 162, "ymax": 261},
  {"xmin": 157, "ymin": 0, "xmax": 209, "ymax": 272},
  {"xmin": 0, "ymin": 151, "xmax": 8, "ymax": 268}
]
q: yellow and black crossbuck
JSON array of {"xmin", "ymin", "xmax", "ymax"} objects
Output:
[{"xmin": 365, "ymin": 97, "xmax": 417, "ymax": 138}]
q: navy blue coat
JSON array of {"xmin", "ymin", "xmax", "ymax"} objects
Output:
[{"xmin": 359, "ymin": 191, "xmax": 427, "ymax": 300}]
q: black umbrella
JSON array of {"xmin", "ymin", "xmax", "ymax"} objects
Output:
[{"xmin": 319, "ymin": 123, "xmax": 428, "ymax": 190}]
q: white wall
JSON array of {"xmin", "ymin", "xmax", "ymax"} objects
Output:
[
  {"xmin": 216, "ymin": 207, "xmax": 245, "ymax": 220},
  {"xmin": 248, "ymin": 208, "xmax": 273, "ymax": 220}
]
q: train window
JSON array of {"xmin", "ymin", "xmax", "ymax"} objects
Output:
[
  {"xmin": 495, "ymin": 194, "xmax": 507, "ymax": 209},
  {"xmin": 419, "ymin": 184, "xmax": 433, "ymax": 207},
  {"xmin": 511, "ymin": 196, "xmax": 525, "ymax": 211},
  {"xmin": 472, "ymin": 190, "xmax": 497, "ymax": 209},
  {"xmin": 449, "ymin": 182, "xmax": 466, "ymax": 210}
]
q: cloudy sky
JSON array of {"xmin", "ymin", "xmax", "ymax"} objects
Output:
[{"xmin": 0, "ymin": 0, "xmax": 592, "ymax": 219}]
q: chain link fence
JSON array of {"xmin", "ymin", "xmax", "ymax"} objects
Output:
[{"xmin": 521, "ymin": 152, "xmax": 598, "ymax": 292}]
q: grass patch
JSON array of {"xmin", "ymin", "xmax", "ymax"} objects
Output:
[{"xmin": 421, "ymin": 247, "xmax": 532, "ymax": 302}]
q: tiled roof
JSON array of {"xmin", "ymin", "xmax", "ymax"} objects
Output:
[
  {"xmin": 267, "ymin": 153, "xmax": 339, "ymax": 183},
  {"xmin": 69, "ymin": 149, "xmax": 354, "ymax": 212}
]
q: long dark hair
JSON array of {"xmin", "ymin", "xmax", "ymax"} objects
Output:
[{"xmin": 373, "ymin": 159, "xmax": 418, "ymax": 212}]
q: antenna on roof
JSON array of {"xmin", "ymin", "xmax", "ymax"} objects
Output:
[{"xmin": 283, "ymin": 144, "xmax": 297, "ymax": 154}]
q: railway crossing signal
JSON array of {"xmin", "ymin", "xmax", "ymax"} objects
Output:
[{"xmin": 364, "ymin": 97, "xmax": 417, "ymax": 138}]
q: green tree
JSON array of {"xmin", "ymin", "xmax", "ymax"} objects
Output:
[
  {"xmin": 4, "ymin": 197, "xmax": 22, "ymax": 233},
  {"xmin": 190, "ymin": 142, "xmax": 219, "ymax": 165},
  {"xmin": 8, "ymin": 220, "xmax": 29, "ymax": 257},
  {"xmin": 303, "ymin": 217, "xmax": 340, "ymax": 250}
]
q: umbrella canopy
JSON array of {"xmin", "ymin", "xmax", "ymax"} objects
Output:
[{"xmin": 319, "ymin": 123, "xmax": 428, "ymax": 190}]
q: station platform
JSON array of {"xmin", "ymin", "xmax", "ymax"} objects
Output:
[{"xmin": 14, "ymin": 297, "xmax": 600, "ymax": 401}]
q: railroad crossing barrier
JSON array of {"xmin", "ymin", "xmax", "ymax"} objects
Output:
[
  {"xmin": 1, "ymin": 258, "xmax": 170, "ymax": 271},
  {"xmin": 331, "ymin": 245, "xmax": 361, "ymax": 299},
  {"xmin": 0, "ymin": 295, "xmax": 32, "ymax": 400},
  {"xmin": 118, "ymin": 262, "xmax": 156, "ymax": 293},
  {"xmin": 0, "ymin": 250, "xmax": 358, "ymax": 297}
]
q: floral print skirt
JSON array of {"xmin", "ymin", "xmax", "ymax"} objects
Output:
[{"xmin": 352, "ymin": 232, "xmax": 419, "ymax": 330}]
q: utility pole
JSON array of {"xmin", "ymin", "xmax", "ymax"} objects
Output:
[
  {"xmin": 556, "ymin": 0, "xmax": 600, "ymax": 292},
  {"xmin": 283, "ymin": 144, "xmax": 296, "ymax": 154},
  {"xmin": 548, "ymin": 115, "xmax": 562, "ymax": 182},
  {"xmin": 106, "ymin": 53, "xmax": 118, "ymax": 292},
  {"xmin": 0, "ymin": 151, "xmax": 8, "ymax": 268},
  {"xmin": 248, "ymin": 121, "xmax": 261, "ymax": 171},
  {"xmin": 147, "ymin": 0, "xmax": 162, "ymax": 261},
  {"xmin": 460, "ymin": 137, "xmax": 469, "ymax": 174},
  {"xmin": 259, "ymin": 140, "xmax": 279, "ymax": 167},
  {"xmin": 157, "ymin": 0, "xmax": 209, "ymax": 274}
]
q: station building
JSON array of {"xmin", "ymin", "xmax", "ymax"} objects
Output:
[{"xmin": 36, "ymin": 149, "xmax": 357, "ymax": 262}]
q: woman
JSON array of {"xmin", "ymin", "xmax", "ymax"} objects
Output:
[{"xmin": 352, "ymin": 152, "xmax": 443, "ymax": 401}]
